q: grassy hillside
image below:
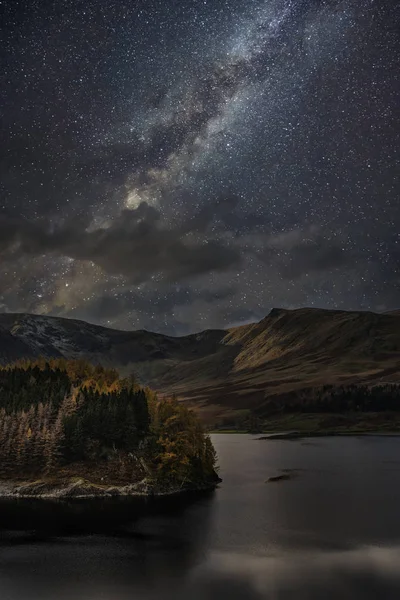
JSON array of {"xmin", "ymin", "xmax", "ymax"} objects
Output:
[{"xmin": 161, "ymin": 308, "xmax": 400, "ymax": 424}]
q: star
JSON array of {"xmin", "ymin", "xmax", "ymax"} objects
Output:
[{"xmin": 0, "ymin": 0, "xmax": 399, "ymax": 333}]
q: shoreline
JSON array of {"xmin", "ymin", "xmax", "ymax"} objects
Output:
[
  {"xmin": 257, "ymin": 430, "xmax": 400, "ymax": 440},
  {"xmin": 210, "ymin": 430, "xmax": 400, "ymax": 439},
  {"xmin": 210, "ymin": 412, "xmax": 400, "ymax": 438},
  {"xmin": 0, "ymin": 476, "xmax": 221, "ymax": 500}
]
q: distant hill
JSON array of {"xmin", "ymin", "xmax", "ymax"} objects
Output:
[{"xmin": 0, "ymin": 308, "xmax": 400, "ymax": 424}]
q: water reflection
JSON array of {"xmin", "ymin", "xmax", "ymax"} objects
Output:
[
  {"xmin": 3, "ymin": 539, "xmax": 400, "ymax": 599},
  {"xmin": 185, "ymin": 547, "xmax": 400, "ymax": 600},
  {"xmin": 0, "ymin": 491, "xmax": 215, "ymax": 537},
  {"xmin": 0, "ymin": 494, "xmax": 215, "ymax": 599},
  {"xmin": 2, "ymin": 435, "xmax": 400, "ymax": 599}
]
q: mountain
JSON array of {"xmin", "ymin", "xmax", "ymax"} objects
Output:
[{"xmin": 0, "ymin": 308, "xmax": 400, "ymax": 424}]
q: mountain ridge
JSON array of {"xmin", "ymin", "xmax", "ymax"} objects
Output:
[{"xmin": 0, "ymin": 308, "xmax": 399, "ymax": 424}]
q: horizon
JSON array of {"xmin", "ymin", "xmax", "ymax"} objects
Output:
[{"xmin": 1, "ymin": 304, "xmax": 399, "ymax": 338}]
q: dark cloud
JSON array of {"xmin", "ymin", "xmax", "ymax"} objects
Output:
[
  {"xmin": 0, "ymin": 203, "xmax": 241, "ymax": 284},
  {"xmin": 253, "ymin": 229, "xmax": 351, "ymax": 279},
  {"xmin": 71, "ymin": 284, "xmax": 236, "ymax": 324},
  {"xmin": 189, "ymin": 196, "xmax": 240, "ymax": 232},
  {"xmin": 280, "ymin": 236, "xmax": 349, "ymax": 279}
]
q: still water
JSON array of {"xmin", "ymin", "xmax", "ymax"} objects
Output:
[{"xmin": 1, "ymin": 434, "xmax": 400, "ymax": 599}]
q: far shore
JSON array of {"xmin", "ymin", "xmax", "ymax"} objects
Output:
[
  {"xmin": 257, "ymin": 430, "xmax": 400, "ymax": 440},
  {"xmin": 210, "ymin": 430, "xmax": 400, "ymax": 438},
  {"xmin": 209, "ymin": 412, "xmax": 400, "ymax": 438}
]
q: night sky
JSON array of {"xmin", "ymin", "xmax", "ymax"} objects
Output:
[{"xmin": 1, "ymin": 0, "xmax": 399, "ymax": 334}]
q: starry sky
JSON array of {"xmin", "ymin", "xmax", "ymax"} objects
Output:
[{"xmin": 1, "ymin": 0, "xmax": 399, "ymax": 334}]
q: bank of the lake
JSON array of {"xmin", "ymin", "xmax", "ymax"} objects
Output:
[
  {"xmin": 0, "ymin": 462, "xmax": 221, "ymax": 500},
  {"xmin": 0, "ymin": 474, "xmax": 221, "ymax": 499},
  {"xmin": 211, "ymin": 411, "xmax": 400, "ymax": 436}
]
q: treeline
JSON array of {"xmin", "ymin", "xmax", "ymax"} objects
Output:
[
  {"xmin": 0, "ymin": 359, "xmax": 217, "ymax": 487},
  {"xmin": 264, "ymin": 383, "xmax": 400, "ymax": 415},
  {"xmin": 3, "ymin": 358, "xmax": 125, "ymax": 392}
]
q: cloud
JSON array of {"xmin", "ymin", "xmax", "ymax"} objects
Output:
[
  {"xmin": 65, "ymin": 284, "xmax": 237, "ymax": 329},
  {"xmin": 0, "ymin": 203, "xmax": 241, "ymax": 284},
  {"xmin": 254, "ymin": 227, "xmax": 351, "ymax": 279},
  {"xmin": 280, "ymin": 236, "xmax": 349, "ymax": 278}
]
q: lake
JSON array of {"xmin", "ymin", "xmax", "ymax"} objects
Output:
[{"xmin": 1, "ymin": 434, "xmax": 400, "ymax": 599}]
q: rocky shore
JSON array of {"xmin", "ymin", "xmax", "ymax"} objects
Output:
[{"xmin": 0, "ymin": 474, "xmax": 221, "ymax": 499}]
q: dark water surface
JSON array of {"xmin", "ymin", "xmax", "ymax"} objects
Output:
[{"xmin": 1, "ymin": 434, "xmax": 400, "ymax": 599}]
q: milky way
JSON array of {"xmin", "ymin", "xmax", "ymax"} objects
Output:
[{"xmin": 1, "ymin": 0, "xmax": 399, "ymax": 333}]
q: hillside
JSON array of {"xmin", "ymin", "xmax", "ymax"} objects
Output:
[
  {"xmin": 0, "ymin": 308, "xmax": 400, "ymax": 424},
  {"xmin": 0, "ymin": 313, "xmax": 227, "ymax": 384}
]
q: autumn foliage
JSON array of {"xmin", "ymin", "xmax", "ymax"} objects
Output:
[{"xmin": 0, "ymin": 359, "xmax": 218, "ymax": 488}]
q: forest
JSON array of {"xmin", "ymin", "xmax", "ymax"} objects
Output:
[
  {"xmin": 262, "ymin": 383, "xmax": 400, "ymax": 415},
  {"xmin": 0, "ymin": 359, "xmax": 218, "ymax": 490}
]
